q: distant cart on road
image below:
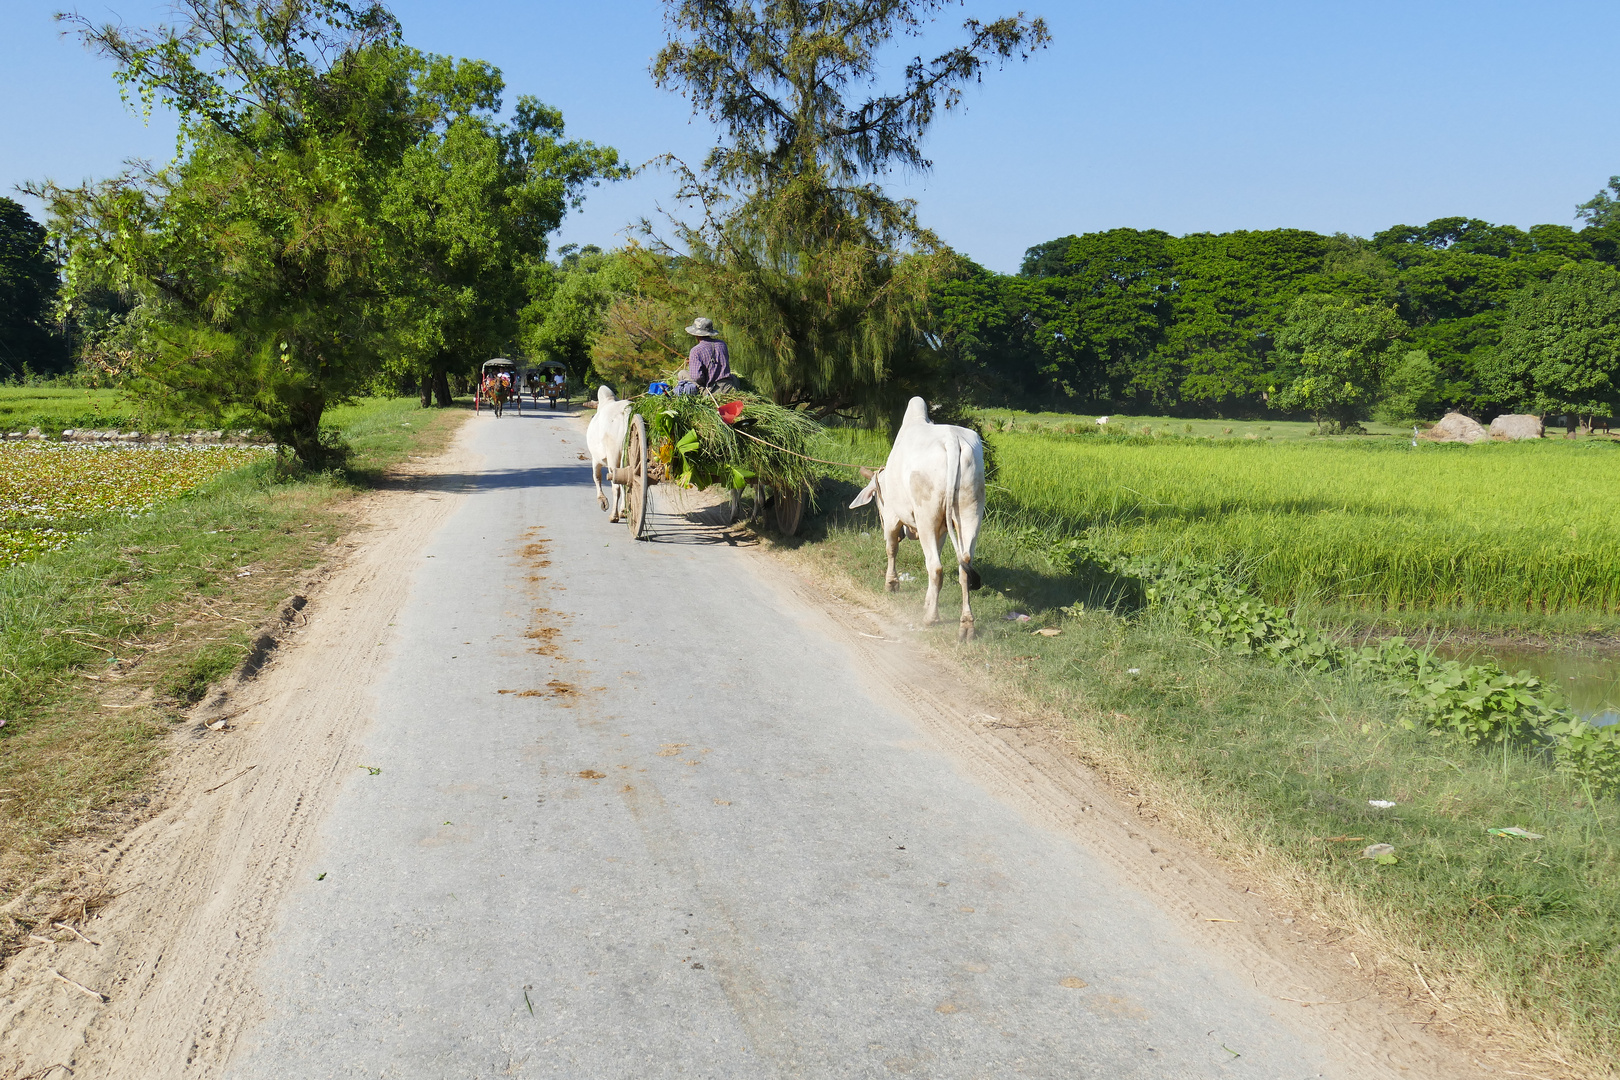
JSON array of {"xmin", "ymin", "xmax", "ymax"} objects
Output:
[
  {"xmin": 477, "ymin": 358, "xmax": 524, "ymax": 417},
  {"xmin": 531, "ymin": 360, "xmax": 569, "ymax": 409}
]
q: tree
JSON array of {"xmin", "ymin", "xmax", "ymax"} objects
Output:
[
  {"xmin": 1487, "ymin": 261, "xmax": 1620, "ymax": 425},
  {"xmin": 1012, "ymin": 228, "xmax": 1174, "ymax": 407},
  {"xmin": 0, "ymin": 198, "xmax": 64, "ymax": 378},
  {"xmin": 1156, "ymin": 229, "xmax": 1336, "ymax": 413},
  {"xmin": 36, "ymin": 1, "xmax": 416, "ymax": 462},
  {"xmin": 1373, "ymin": 349, "xmax": 1440, "ymax": 422},
  {"xmin": 379, "ymin": 73, "xmax": 625, "ymax": 406},
  {"xmin": 1576, "ymin": 176, "xmax": 1620, "ymax": 229},
  {"xmin": 930, "ymin": 257, "xmax": 1042, "ymax": 406},
  {"xmin": 521, "ymin": 246, "xmax": 667, "ymax": 391},
  {"xmin": 649, "ymin": 0, "xmax": 1048, "ymax": 423},
  {"xmin": 1270, "ymin": 296, "xmax": 1405, "ymax": 431},
  {"xmin": 40, "ymin": 0, "xmax": 620, "ymax": 460}
]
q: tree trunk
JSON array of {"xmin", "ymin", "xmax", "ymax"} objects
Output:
[
  {"xmin": 419, "ymin": 371, "xmax": 432, "ymax": 408},
  {"xmin": 284, "ymin": 396, "xmax": 328, "ymax": 467},
  {"xmin": 433, "ymin": 369, "xmax": 453, "ymax": 407}
]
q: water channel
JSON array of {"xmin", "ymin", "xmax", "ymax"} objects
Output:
[{"xmin": 1440, "ymin": 644, "xmax": 1620, "ymax": 727}]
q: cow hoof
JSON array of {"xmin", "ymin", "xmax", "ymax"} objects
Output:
[
  {"xmin": 885, "ymin": 580, "xmax": 898, "ymax": 593},
  {"xmin": 958, "ymin": 621, "xmax": 975, "ymax": 643}
]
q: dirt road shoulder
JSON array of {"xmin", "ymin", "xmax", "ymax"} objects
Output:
[{"xmin": 0, "ymin": 421, "xmax": 478, "ymax": 1080}]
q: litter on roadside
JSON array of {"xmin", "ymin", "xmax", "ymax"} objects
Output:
[
  {"xmin": 1368, "ymin": 800, "xmax": 1396, "ymax": 809},
  {"xmin": 1360, "ymin": 843, "xmax": 1397, "ymax": 862},
  {"xmin": 1004, "ymin": 612, "xmax": 1031, "ymax": 622},
  {"xmin": 898, "ymin": 572, "xmax": 915, "ymax": 582},
  {"xmin": 1488, "ymin": 827, "xmax": 1545, "ymax": 840},
  {"xmin": 1126, "ymin": 667, "xmax": 1141, "ymax": 674}
]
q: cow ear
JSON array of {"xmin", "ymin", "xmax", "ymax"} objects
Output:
[{"xmin": 849, "ymin": 477, "xmax": 878, "ymax": 508}]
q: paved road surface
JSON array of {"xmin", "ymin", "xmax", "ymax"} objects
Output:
[{"xmin": 228, "ymin": 405, "xmax": 1335, "ymax": 1079}]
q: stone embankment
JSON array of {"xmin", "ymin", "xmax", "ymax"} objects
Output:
[{"xmin": 0, "ymin": 428, "xmax": 270, "ymax": 445}]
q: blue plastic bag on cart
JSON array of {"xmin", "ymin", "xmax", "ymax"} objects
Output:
[{"xmin": 648, "ymin": 381, "xmax": 670, "ymax": 395}]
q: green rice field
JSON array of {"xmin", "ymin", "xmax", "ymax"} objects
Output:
[{"xmin": 988, "ymin": 433, "xmax": 1620, "ymax": 615}]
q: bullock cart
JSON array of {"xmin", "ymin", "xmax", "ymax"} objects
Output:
[{"xmin": 602, "ymin": 391, "xmax": 825, "ymax": 541}]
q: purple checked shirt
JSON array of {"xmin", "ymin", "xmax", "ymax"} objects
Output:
[{"xmin": 688, "ymin": 339, "xmax": 733, "ymax": 387}]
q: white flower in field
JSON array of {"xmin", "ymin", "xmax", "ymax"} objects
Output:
[
  {"xmin": 1368, "ymin": 800, "xmax": 1396, "ymax": 809},
  {"xmin": 1127, "ymin": 667, "xmax": 1140, "ymax": 674}
]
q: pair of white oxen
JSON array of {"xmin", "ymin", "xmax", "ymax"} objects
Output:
[{"xmin": 586, "ymin": 387, "xmax": 986, "ymax": 639}]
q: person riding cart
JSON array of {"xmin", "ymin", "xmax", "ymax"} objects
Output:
[{"xmin": 679, "ymin": 317, "xmax": 740, "ymax": 393}]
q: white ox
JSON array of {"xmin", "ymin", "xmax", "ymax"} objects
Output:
[
  {"xmin": 850, "ymin": 397, "xmax": 985, "ymax": 640},
  {"xmin": 586, "ymin": 385, "xmax": 633, "ymax": 520}
]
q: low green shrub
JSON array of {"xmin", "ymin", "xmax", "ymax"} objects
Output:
[{"xmin": 1007, "ymin": 522, "xmax": 1620, "ymax": 792}]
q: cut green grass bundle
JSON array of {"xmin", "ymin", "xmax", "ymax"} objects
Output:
[{"xmin": 632, "ymin": 391, "xmax": 826, "ymax": 492}]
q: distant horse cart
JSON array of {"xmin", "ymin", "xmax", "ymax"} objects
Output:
[
  {"xmin": 533, "ymin": 360, "xmax": 569, "ymax": 409},
  {"xmin": 477, "ymin": 358, "xmax": 524, "ymax": 417}
]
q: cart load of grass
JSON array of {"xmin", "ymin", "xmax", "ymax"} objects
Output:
[
  {"xmin": 631, "ymin": 391, "xmax": 825, "ymax": 494},
  {"xmin": 990, "ymin": 433, "xmax": 1620, "ymax": 616}
]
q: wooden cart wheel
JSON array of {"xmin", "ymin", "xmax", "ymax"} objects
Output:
[
  {"xmin": 625, "ymin": 413, "xmax": 650, "ymax": 540},
  {"xmin": 773, "ymin": 490, "xmax": 803, "ymax": 536}
]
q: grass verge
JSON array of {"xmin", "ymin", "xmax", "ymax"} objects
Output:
[
  {"xmin": 782, "ymin": 489, "xmax": 1620, "ymax": 1078},
  {"xmin": 0, "ymin": 397, "xmax": 468, "ymax": 955}
]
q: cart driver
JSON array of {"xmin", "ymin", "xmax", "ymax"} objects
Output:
[{"xmin": 685, "ymin": 317, "xmax": 740, "ymax": 391}]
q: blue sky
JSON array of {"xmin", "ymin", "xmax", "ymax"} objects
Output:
[{"xmin": 4, "ymin": 0, "xmax": 1618, "ymax": 273}]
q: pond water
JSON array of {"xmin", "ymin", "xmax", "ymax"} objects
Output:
[{"xmin": 1438, "ymin": 644, "xmax": 1620, "ymax": 727}]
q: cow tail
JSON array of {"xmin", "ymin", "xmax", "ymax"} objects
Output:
[
  {"xmin": 944, "ymin": 435, "xmax": 982, "ymax": 590},
  {"xmin": 943, "ymin": 435, "xmax": 966, "ymax": 567}
]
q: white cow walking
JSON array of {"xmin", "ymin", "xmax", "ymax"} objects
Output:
[
  {"xmin": 586, "ymin": 385, "xmax": 633, "ymax": 521},
  {"xmin": 849, "ymin": 397, "xmax": 985, "ymax": 641}
]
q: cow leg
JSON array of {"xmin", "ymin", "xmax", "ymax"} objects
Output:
[
  {"xmin": 957, "ymin": 560, "xmax": 976, "ymax": 641},
  {"xmin": 884, "ymin": 523, "xmax": 901, "ymax": 592},
  {"xmin": 919, "ymin": 529, "xmax": 945, "ymax": 625},
  {"xmin": 592, "ymin": 462, "xmax": 608, "ymax": 511}
]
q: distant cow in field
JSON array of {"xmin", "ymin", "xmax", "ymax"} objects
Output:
[
  {"xmin": 849, "ymin": 397, "xmax": 985, "ymax": 641},
  {"xmin": 586, "ymin": 385, "xmax": 633, "ymax": 520}
]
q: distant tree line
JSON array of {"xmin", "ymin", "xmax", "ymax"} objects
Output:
[
  {"xmin": 0, "ymin": 196, "xmax": 68, "ymax": 380},
  {"xmin": 935, "ymin": 188, "xmax": 1620, "ymax": 426}
]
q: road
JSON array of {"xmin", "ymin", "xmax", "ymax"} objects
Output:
[{"xmin": 224, "ymin": 403, "xmax": 1341, "ymax": 1079}]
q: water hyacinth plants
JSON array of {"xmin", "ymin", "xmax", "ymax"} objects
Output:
[{"xmin": 0, "ymin": 443, "xmax": 269, "ymax": 567}]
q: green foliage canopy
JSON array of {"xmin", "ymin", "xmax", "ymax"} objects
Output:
[
  {"xmin": 646, "ymin": 0, "xmax": 1048, "ymax": 423},
  {"xmin": 1270, "ymin": 296, "xmax": 1406, "ymax": 430},
  {"xmin": 1489, "ymin": 261, "xmax": 1620, "ymax": 421},
  {"xmin": 0, "ymin": 198, "xmax": 64, "ymax": 379},
  {"xmin": 37, "ymin": 0, "xmax": 621, "ymax": 459}
]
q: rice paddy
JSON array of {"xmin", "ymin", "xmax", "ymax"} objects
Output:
[{"xmin": 988, "ymin": 433, "xmax": 1620, "ymax": 616}]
